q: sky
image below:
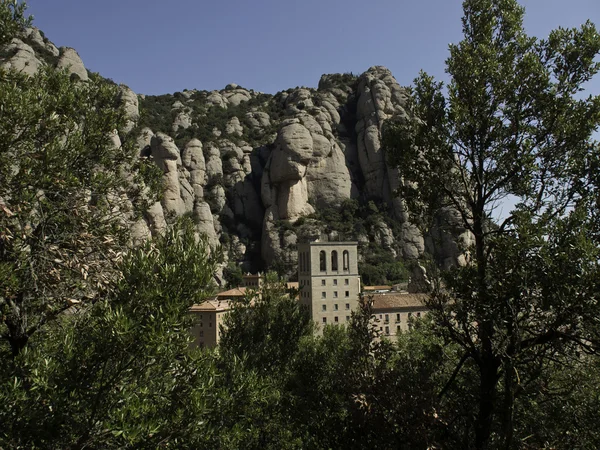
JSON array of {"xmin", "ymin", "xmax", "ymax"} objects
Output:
[{"xmin": 24, "ymin": 0, "xmax": 600, "ymax": 96}]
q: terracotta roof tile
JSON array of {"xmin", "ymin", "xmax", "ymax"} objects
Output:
[
  {"xmin": 369, "ymin": 293, "xmax": 429, "ymax": 310},
  {"xmin": 216, "ymin": 287, "xmax": 247, "ymax": 298},
  {"xmin": 189, "ymin": 298, "xmax": 233, "ymax": 312}
]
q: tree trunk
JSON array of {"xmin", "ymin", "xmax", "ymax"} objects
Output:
[
  {"xmin": 473, "ymin": 211, "xmax": 499, "ymax": 450},
  {"xmin": 502, "ymin": 360, "xmax": 515, "ymax": 450},
  {"xmin": 475, "ymin": 353, "xmax": 500, "ymax": 450},
  {"xmin": 6, "ymin": 301, "xmax": 29, "ymax": 358}
]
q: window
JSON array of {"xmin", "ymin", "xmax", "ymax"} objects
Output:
[
  {"xmin": 334, "ymin": 316, "xmax": 339, "ymax": 323},
  {"xmin": 385, "ymin": 326, "xmax": 389, "ymax": 335},
  {"xmin": 334, "ymin": 304, "xmax": 338, "ymax": 311},
  {"xmin": 209, "ymin": 322, "xmax": 212, "ymax": 327},
  {"xmin": 320, "ymin": 250, "xmax": 327, "ymax": 271},
  {"xmin": 343, "ymin": 250, "xmax": 350, "ymax": 270},
  {"xmin": 345, "ymin": 303, "xmax": 350, "ymax": 310},
  {"xmin": 323, "ymin": 317, "xmax": 327, "ymax": 324},
  {"xmin": 200, "ymin": 322, "xmax": 203, "ymax": 328},
  {"xmin": 322, "ymin": 304, "xmax": 327, "ymax": 312},
  {"xmin": 397, "ymin": 325, "xmax": 401, "ymax": 333},
  {"xmin": 321, "ymin": 279, "xmax": 326, "ymax": 286},
  {"xmin": 417, "ymin": 312, "xmax": 421, "ymax": 318},
  {"xmin": 333, "ymin": 291, "xmax": 338, "ymax": 298},
  {"xmin": 199, "ymin": 330, "xmax": 204, "ymax": 337},
  {"xmin": 345, "ymin": 291, "xmax": 349, "ymax": 297},
  {"xmin": 396, "ymin": 313, "xmax": 401, "ymax": 322},
  {"xmin": 331, "ymin": 250, "xmax": 338, "ymax": 271},
  {"xmin": 344, "ymin": 279, "xmax": 349, "ymax": 285},
  {"xmin": 333, "ymin": 279, "xmax": 338, "ymax": 286},
  {"xmin": 385, "ymin": 314, "xmax": 389, "ymax": 323},
  {"xmin": 346, "ymin": 316, "xmax": 350, "ymax": 322},
  {"xmin": 321, "ymin": 292, "xmax": 326, "ymax": 299},
  {"xmin": 200, "ymin": 314, "xmax": 203, "ymax": 320}
]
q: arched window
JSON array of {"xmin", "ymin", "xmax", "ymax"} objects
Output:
[
  {"xmin": 320, "ymin": 250, "xmax": 327, "ymax": 272},
  {"xmin": 343, "ymin": 250, "xmax": 350, "ymax": 271},
  {"xmin": 331, "ymin": 250, "xmax": 338, "ymax": 271}
]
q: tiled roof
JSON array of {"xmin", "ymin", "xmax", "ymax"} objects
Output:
[
  {"xmin": 189, "ymin": 298, "xmax": 233, "ymax": 312},
  {"xmin": 370, "ymin": 293, "xmax": 429, "ymax": 310},
  {"xmin": 216, "ymin": 287, "xmax": 247, "ymax": 298}
]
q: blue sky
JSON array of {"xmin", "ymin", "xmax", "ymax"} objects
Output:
[{"xmin": 25, "ymin": 0, "xmax": 600, "ymax": 96}]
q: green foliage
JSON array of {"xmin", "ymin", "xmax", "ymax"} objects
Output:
[
  {"xmin": 138, "ymin": 88, "xmax": 279, "ymax": 150},
  {"xmin": 136, "ymin": 92, "xmax": 178, "ymax": 133},
  {"xmin": 223, "ymin": 261, "xmax": 243, "ymax": 287},
  {"xmin": 219, "ymin": 281, "xmax": 453, "ymax": 449},
  {"xmin": 0, "ymin": 62, "xmax": 160, "ymax": 357},
  {"xmin": 219, "ymin": 272, "xmax": 313, "ymax": 376},
  {"xmin": 299, "ymin": 199, "xmax": 409, "ymax": 285},
  {"xmin": 384, "ymin": 0, "xmax": 600, "ymax": 447},
  {"xmin": 0, "ymin": 220, "xmax": 220, "ymax": 448},
  {"xmin": 0, "ymin": 0, "xmax": 30, "ymax": 47}
]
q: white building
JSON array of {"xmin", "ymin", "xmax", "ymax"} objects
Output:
[{"xmin": 297, "ymin": 241, "xmax": 361, "ymax": 331}]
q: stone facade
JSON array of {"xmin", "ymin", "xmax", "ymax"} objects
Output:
[
  {"xmin": 369, "ymin": 293, "xmax": 429, "ymax": 338},
  {"xmin": 297, "ymin": 241, "xmax": 361, "ymax": 331},
  {"xmin": 189, "ymin": 300, "xmax": 232, "ymax": 348}
]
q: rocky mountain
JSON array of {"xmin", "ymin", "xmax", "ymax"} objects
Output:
[{"xmin": 1, "ymin": 27, "xmax": 473, "ymax": 284}]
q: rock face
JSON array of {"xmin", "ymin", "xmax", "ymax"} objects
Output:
[
  {"xmin": 118, "ymin": 85, "xmax": 140, "ymax": 133},
  {"xmin": 0, "ymin": 27, "xmax": 470, "ymax": 281},
  {"xmin": 0, "ymin": 38, "xmax": 42, "ymax": 75},
  {"xmin": 56, "ymin": 47, "xmax": 88, "ymax": 81}
]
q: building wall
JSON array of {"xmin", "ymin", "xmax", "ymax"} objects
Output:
[
  {"xmin": 371, "ymin": 307, "xmax": 427, "ymax": 338},
  {"xmin": 298, "ymin": 241, "xmax": 361, "ymax": 331},
  {"xmin": 242, "ymin": 274, "xmax": 263, "ymax": 288},
  {"xmin": 189, "ymin": 310, "xmax": 227, "ymax": 348}
]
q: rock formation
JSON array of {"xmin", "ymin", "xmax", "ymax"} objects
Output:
[{"xmin": 1, "ymin": 29, "xmax": 472, "ymax": 283}]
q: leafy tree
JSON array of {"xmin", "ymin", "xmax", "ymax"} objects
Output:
[
  {"xmin": 0, "ymin": 27, "xmax": 159, "ymax": 356},
  {"xmin": 283, "ymin": 297, "xmax": 449, "ymax": 449},
  {"xmin": 0, "ymin": 220, "xmax": 220, "ymax": 448},
  {"xmin": 0, "ymin": 0, "xmax": 29, "ymax": 47},
  {"xmin": 219, "ymin": 272, "xmax": 313, "ymax": 376},
  {"xmin": 223, "ymin": 261, "xmax": 244, "ymax": 287},
  {"xmin": 384, "ymin": 0, "xmax": 600, "ymax": 447}
]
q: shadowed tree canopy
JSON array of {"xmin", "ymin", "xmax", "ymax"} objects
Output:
[
  {"xmin": 0, "ymin": 4, "xmax": 162, "ymax": 357},
  {"xmin": 383, "ymin": 0, "xmax": 600, "ymax": 448}
]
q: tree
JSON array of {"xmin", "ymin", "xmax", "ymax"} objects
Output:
[
  {"xmin": 0, "ymin": 12, "xmax": 159, "ymax": 356},
  {"xmin": 0, "ymin": 220, "xmax": 221, "ymax": 448},
  {"xmin": 219, "ymin": 272, "xmax": 313, "ymax": 376},
  {"xmin": 0, "ymin": 0, "xmax": 29, "ymax": 47},
  {"xmin": 383, "ymin": 0, "xmax": 600, "ymax": 447}
]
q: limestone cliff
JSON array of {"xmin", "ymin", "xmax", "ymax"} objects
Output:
[{"xmin": 1, "ymin": 28, "xmax": 471, "ymax": 283}]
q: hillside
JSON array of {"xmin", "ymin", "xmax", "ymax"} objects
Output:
[{"xmin": 1, "ymin": 27, "xmax": 472, "ymax": 285}]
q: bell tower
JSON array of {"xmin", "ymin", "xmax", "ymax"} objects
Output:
[{"xmin": 297, "ymin": 240, "xmax": 361, "ymax": 332}]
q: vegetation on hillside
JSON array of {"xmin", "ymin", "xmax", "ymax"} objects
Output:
[
  {"xmin": 301, "ymin": 199, "xmax": 409, "ymax": 285},
  {"xmin": 1, "ymin": 0, "xmax": 600, "ymax": 448}
]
